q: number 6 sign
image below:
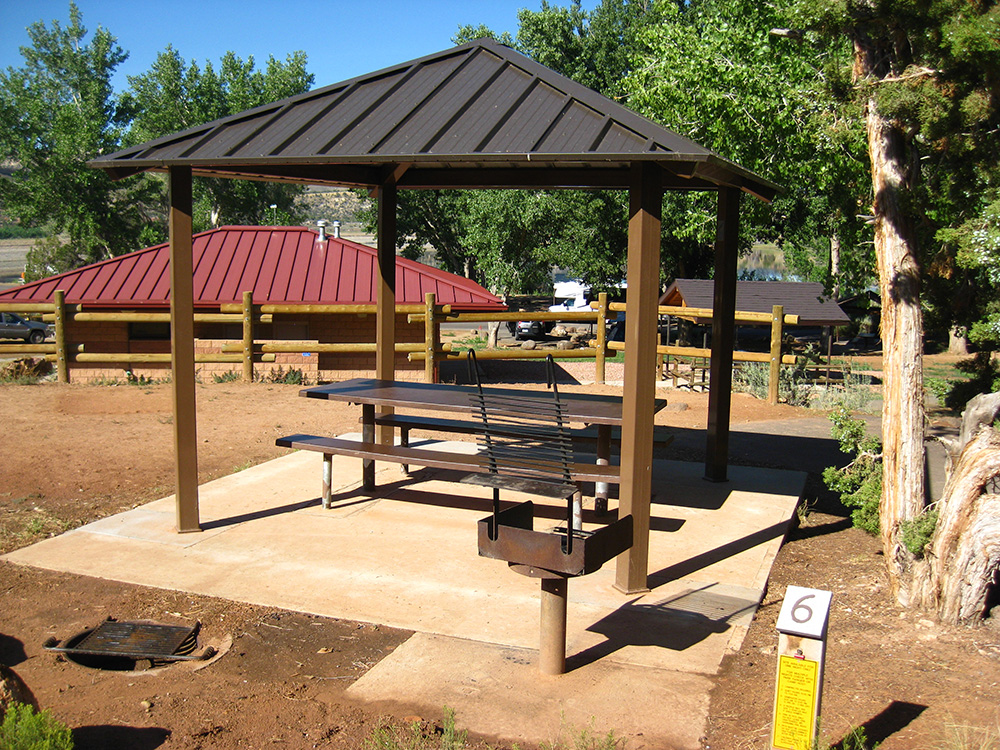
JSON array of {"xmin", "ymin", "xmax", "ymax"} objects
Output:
[{"xmin": 776, "ymin": 585, "xmax": 832, "ymax": 639}]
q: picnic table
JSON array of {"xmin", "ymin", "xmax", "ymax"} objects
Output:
[{"xmin": 276, "ymin": 378, "xmax": 667, "ymax": 511}]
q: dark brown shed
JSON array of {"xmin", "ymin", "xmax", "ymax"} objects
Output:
[{"xmin": 661, "ymin": 280, "xmax": 850, "ymax": 328}]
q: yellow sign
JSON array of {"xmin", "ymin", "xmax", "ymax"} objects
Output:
[{"xmin": 772, "ymin": 655, "xmax": 819, "ymax": 750}]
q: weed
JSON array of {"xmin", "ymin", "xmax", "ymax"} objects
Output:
[
  {"xmin": 936, "ymin": 718, "xmax": 1000, "ymax": 750},
  {"xmin": 900, "ymin": 508, "xmax": 939, "ymax": 557},
  {"xmin": 831, "ymin": 725, "xmax": 878, "ymax": 750},
  {"xmin": 0, "ymin": 702, "xmax": 74, "ymax": 749},
  {"xmin": 266, "ymin": 366, "xmax": 306, "ymax": 385},
  {"xmin": 362, "ymin": 707, "xmax": 467, "ymax": 750},
  {"xmin": 232, "ymin": 460, "xmax": 256, "ymax": 474},
  {"xmin": 212, "ymin": 370, "xmax": 242, "ymax": 383},
  {"xmin": 539, "ymin": 717, "xmax": 625, "ymax": 750},
  {"xmin": 0, "ymin": 358, "xmax": 49, "ymax": 385}
]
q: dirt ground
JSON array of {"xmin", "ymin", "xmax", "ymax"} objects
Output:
[{"xmin": 1, "ymin": 359, "xmax": 998, "ymax": 749}]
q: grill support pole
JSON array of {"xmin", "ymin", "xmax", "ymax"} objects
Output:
[{"xmin": 539, "ymin": 577, "xmax": 568, "ymax": 675}]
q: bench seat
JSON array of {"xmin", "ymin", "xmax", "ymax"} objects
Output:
[{"xmin": 276, "ymin": 434, "xmax": 622, "ymax": 507}]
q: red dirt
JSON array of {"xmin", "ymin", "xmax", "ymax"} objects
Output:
[{"xmin": 1, "ymin": 362, "xmax": 998, "ymax": 749}]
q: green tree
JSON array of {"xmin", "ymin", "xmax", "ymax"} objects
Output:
[
  {"xmin": 0, "ymin": 3, "xmax": 161, "ymax": 278},
  {"xmin": 124, "ymin": 47, "xmax": 314, "ymax": 231},
  {"xmin": 625, "ymin": 0, "xmax": 873, "ymax": 294}
]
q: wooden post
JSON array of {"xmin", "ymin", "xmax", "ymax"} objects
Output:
[
  {"xmin": 424, "ymin": 292, "xmax": 436, "ymax": 383},
  {"xmin": 242, "ymin": 291, "xmax": 254, "ymax": 383},
  {"xmin": 768, "ymin": 305, "xmax": 783, "ymax": 406},
  {"xmin": 53, "ymin": 290, "xmax": 68, "ymax": 383},
  {"xmin": 169, "ymin": 166, "xmax": 200, "ymax": 533},
  {"xmin": 595, "ymin": 292, "xmax": 608, "ymax": 384},
  {"xmin": 615, "ymin": 162, "xmax": 661, "ymax": 595},
  {"xmin": 375, "ymin": 177, "xmax": 397, "ymax": 447},
  {"xmin": 705, "ymin": 187, "xmax": 740, "ymax": 483}
]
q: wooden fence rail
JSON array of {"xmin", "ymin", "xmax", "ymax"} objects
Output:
[{"xmin": 1, "ymin": 292, "xmax": 802, "ymax": 403}]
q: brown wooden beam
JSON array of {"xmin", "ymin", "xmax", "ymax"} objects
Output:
[
  {"xmin": 705, "ymin": 187, "xmax": 741, "ymax": 482},
  {"xmin": 169, "ymin": 165, "xmax": 201, "ymax": 532},
  {"xmin": 375, "ymin": 176, "xmax": 398, "ymax": 456},
  {"xmin": 615, "ymin": 162, "xmax": 662, "ymax": 595}
]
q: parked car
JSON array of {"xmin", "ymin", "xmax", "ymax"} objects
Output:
[
  {"xmin": 0, "ymin": 312, "xmax": 50, "ymax": 344},
  {"xmin": 514, "ymin": 319, "xmax": 555, "ymax": 340}
]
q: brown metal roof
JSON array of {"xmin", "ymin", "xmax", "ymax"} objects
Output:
[
  {"xmin": 0, "ymin": 226, "xmax": 505, "ymax": 310},
  {"xmin": 89, "ymin": 38, "xmax": 779, "ymax": 201},
  {"xmin": 660, "ymin": 279, "xmax": 850, "ymax": 327}
]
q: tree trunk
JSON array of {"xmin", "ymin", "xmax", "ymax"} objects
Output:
[
  {"xmin": 912, "ymin": 426, "xmax": 1000, "ymax": 623},
  {"xmin": 947, "ymin": 326, "xmax": 970, "ymax": 356},
  {"xmin": 830, "ymin": 233, "xmax": 841, "ymax": 300},
  {"xmin": 855, "ymin": 38, "xmax": 927, "ymax": 604}
]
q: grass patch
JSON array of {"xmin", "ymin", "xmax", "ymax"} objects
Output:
[
  {"xmin": 212, "ymin": 370, "xmax": 242, "ymax": 383},
  {"xmin": 0, "ymin": 358, "xmax": 49, "ymax": 385}
]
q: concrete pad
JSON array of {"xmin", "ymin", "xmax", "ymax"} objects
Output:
[
  {"xmin": 348, "ymin": 632, "xmax": 713, "ymax": 750},
  {"xmin": 4, "ymin": 439, "xmax": 805, "ymax": 749}
]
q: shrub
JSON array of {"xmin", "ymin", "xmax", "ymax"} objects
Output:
[
  {"xmin": 0, "ymin": 702, "xmax": 74, "ymax": 749},
  {"xmin": 822, "ymin": 406, "xmax": 883, "ymax": 535},
  {"xmin": 211, "ymin": 370, "xmax": 241, "ymax": 383},
  {"xmin": 0, "ymin": 358, "xmax": 49, "ymax": 385}
]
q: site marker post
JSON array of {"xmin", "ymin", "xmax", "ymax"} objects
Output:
[{"xmin": 771, "ymin": 585, "xmax": 832, "ymax": 750}]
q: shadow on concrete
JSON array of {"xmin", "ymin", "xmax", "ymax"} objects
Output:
[
  {"xmin": 648, "ymin": 521, "xmax": 791, "ymax": 586},
  {"xmin": 568, "ymin": 583, "xmax": 758, "ymax": 670},
  {"xmin": 828, "ymin": 701, "xmax": 927, "ymax": 749},
  {"xmin": 201, "ymin": 498, "xmax": 322, "ymax": 530},
  {"xmin": 327, "ymin": 471, "xmax": 686, "ymax": 534}
]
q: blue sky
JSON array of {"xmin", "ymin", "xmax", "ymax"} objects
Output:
[{"xmin": 1, "ymin": 1, "xmax": 598, "ymax": 93}]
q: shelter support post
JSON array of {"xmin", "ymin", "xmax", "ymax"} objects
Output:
[
  {"xmin": 614, "ymin": 162, "xmax": 662, "ymax": 595},
  {"xmin": 375, "ymin": 178, "xmax": 398, "ymax": 449},
  {"xmin": 705, "ymin": 187, "xmax": 741, "ymax": 482},
  {"xmin": 169, "ymin": 165, "xmax": 200, "ymax": 532}
]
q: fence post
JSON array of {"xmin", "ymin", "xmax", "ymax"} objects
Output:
[
  {"xmin": 768, "ymin": 304, "xmax": 784, "ymax": 405},
  {"xmin": 242, "ymin": 291, "xmax": 254, "ymax": 383},
  {"xmin": 424, "ymin": 292, "xmax": 437, "ymax": 383},
  {"xmin": 54, "ymin": 290, "xmax": 68, "ymax": 383},
  {"xmin": 595, "ymin": 292, "xmax": 608, "ymax": 384}
]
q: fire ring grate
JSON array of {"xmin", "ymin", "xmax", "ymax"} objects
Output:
[{"xmin": 44, "ymin": 619, "xmax": 216, "ymax": 670}]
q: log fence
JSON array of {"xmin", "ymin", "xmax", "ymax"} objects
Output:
[{"xmin": 1, "ymin": 290, "xmax": 805, "ymax": 404}]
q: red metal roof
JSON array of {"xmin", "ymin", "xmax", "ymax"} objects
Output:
[{"xmin": 0, "ymin": 227, "xmax": 505, "ymax": 311}]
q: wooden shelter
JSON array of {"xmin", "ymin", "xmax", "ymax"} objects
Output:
[{"xmin": 88, "ymin": 38, "xmax": 780, "ymax": 594}]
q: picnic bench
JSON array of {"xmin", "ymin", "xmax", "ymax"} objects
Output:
[{"xmin": 276, "ymin": 377, "xmax": 667, "ymax": 513}]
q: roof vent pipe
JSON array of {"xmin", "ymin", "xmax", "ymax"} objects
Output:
[
  {"xmin": 316, "ymin": 219, "xmax": 328, "ymax": 242},
  {"xmin": 332, "ymin": 220, "xmax": 341, "ymax": 239}
]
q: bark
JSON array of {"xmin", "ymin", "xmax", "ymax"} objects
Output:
[
  {"xmin": 947, "ymin": 326, "xmax": 970, "ymax": 356},
  {"xmin": 853, "ymin": 31, "xmax": 926, "ymax": 605},
  {"xmin": 830, "ymin": 233, "xmax": 841, "ymax": 300},
  {"xmin": 865, "ymin": 97, "xmax": 926, "ymax": 604},
  {"xmin": 912, "ymin": 427, "xmax": 1000, "ymax": 623}
]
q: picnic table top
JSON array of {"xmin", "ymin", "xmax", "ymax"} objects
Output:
[{"xmin": 299, "ymin": 378, "xmax": 666, "ymax": 426}]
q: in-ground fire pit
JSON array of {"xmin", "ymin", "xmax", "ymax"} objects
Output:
[{"xmin": 44, "ymin": 619, "xmax": 216, "ymax": 671}]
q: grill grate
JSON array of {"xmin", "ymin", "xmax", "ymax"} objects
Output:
[{"xmin": 46, "ymin": 620, "xmax": 203, "ymax": 662}]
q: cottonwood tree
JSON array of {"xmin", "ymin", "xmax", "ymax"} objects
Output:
[
  {"xmin": 124, "ymin": 47, "xmax": 313, "ymax": 231},
  {"xmin": 791, "ymin": 0, "xmax": 1000, "ymax": 622},
  {"xmin": 625, "ymin": 0, "xmax": 873, "ymax": 294},
  {"xmin": 0, "ymin": 4, "xmax": 161, "ymax": 277}
]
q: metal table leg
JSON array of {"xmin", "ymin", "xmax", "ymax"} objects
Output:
[
  {"xmin": 595, "ymin": 424, "xmax": 611, "ymax": 515},
  {"xmin": 362, "ymin": 403, "xmax": 375, "ymax": 490}
]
